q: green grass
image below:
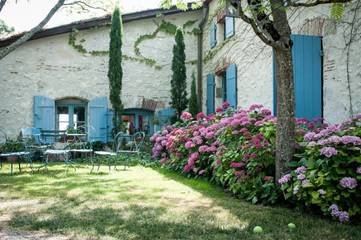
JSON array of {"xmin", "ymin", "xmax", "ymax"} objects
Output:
[{"xmin": 0, "ymin": 162, "xmax": 360, "ymax": 239}]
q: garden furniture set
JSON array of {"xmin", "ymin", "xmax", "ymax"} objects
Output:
[{"xmin": 0, "ymin": 127, "xmax": 145, "ymax": 174}]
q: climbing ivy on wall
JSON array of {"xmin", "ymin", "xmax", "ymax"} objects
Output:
[
  {"xmin": 68, "ymin": 19, "xmax": 199, "ymax": 70},
  {"xmin": 203, "ymin": 37, "xmax": 236, "ymax": 64}
]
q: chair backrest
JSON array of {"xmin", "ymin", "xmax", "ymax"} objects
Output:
[
  {"xmin": 20, "ymin": 127, "xmax": 42, "ymax": 145},
  {"xmin": 133, "ymin": 132, "xmax": 145, "ymax": 152},
  {"xmin": 113, "ymin": 132, "xmax": 145, "ymax": 152}
]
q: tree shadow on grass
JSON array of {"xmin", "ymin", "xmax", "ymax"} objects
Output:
[
  {"xmin": 9, "ymin": 204, "xmax": 245, "ymax": 240},
  {"xmin": 153, "ymin": 167, "xmax": 361, "ymax": 240}
]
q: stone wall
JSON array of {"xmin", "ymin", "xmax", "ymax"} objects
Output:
[
  {"xmin": 202, "ymin": 2, "xmax": 361, "ymax": 124},
  {"xmin": 0, "ymin": 11, "xmax": 201, "ymax": 138}
]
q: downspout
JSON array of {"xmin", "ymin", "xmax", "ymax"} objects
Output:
[{"xmin": 197, "ymin": 5, "xmax": 209, "ymax": 112}]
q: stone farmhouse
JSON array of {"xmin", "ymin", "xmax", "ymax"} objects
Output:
[{"xmin": 0, "ymin": 1, "xmax": 360, "ymax": 142}]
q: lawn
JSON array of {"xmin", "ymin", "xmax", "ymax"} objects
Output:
[{"xmin": 0, "ymin": 163, "xmax": 361, "ymax": 240}]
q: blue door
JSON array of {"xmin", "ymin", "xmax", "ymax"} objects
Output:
[
  {"xmin": 226, "ymin": 64, "xmax": 237, "ymax": 107},
  {"xmin": 273, "ymin": 35, "xmax": 322, "ymax": 119},
  {"xmin": 206, "ymin": 74, "xmax": 215, "ymax": 114},
  {"xmin": 88, "ymin": 97, "xmax": 108, "ymax": 142}
]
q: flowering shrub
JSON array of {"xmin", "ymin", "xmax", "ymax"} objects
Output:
[
  {"xmin": 280, "ymin": 116, "xmax": 361, "ymax": 222},
  {"xmin": 151, "ymin": 104, "xmax": 361, "ymax": 222}
]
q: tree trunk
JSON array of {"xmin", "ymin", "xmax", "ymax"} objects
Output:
[
  {"xmin": 274, "ymin": 47, "xmax": 295, "ymax": 181},
  {"xmin": 0, "ymin": 0, "xmax": 65, "ymax": 60}
]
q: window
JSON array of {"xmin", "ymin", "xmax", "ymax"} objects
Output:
[
  {"xmin": 224, "ymin": 16, "xmax": 235, "ymax": 39},
  {"xmin": 56, "ymin": 98, "xmax": 87, "ymax": 132},
  {"xmin": 210, "ymin": 22, "xmax": 217, "ymax": 48}
]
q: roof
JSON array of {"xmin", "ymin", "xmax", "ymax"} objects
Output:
[{"xmin": 0, "ymin": 4, "xmax": 201, "ymax": 47}]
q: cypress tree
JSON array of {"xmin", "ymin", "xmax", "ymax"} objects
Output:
[
  {"xmin": 188, "ymin": 72, "xmax": 199, "ymax": 117},
  {"xmin": 170, "ymin": 28, "xmax": 188, "ymax": 119},
  {"xmin": 108, "ymin": 7, "xmax": 123, "ymax": 134}
]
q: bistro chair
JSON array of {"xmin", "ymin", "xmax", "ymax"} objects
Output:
[{"xmin": 93, "ymin": 131, "xmax": 145, "ymax": 172}]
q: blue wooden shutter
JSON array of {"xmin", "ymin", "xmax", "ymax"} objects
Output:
[
  {"xmin": 88, "ymin": 97, "xmax": 108, "ymax": 142},
  {"xmin": 33, "ymin": 96, "xmax": 55, "ymax": 131},
  {"xmin": 226, "ymin": 64, "xmax": 237, "ymax": 108},
  {"xmin": 273, "ymin": 35, "xmax": 322, "ymax": 119},
  {"xmin": 210, "ymin": 22, "xmax": 217, "ymax": 48},
  {"xmin": 206, "ymin": 74, "xmax": 215, "ymax": 114},
  {"xmin": 225, "ymin": 17, "xmax": 235, "ymax": 39}
]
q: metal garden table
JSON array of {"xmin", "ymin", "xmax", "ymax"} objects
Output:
[{"xmin": 0, "ymin": 151, "xmax": 31, "ymax": 174}]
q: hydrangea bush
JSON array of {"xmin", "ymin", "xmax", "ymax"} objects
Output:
[
  {"xmin": 151, "ymin": 104, "xmax": 361, "ymax": 222},
  {"xmin": 279, "ymin": 116, "xmax": 361, "ymax": 222}
]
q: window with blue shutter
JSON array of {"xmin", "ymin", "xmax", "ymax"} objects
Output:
[
  {"xmin": 88, "ymin": 97, "xmax": 108, "ymax": 142},
  {"xmin": 33, "ymin": 96, "xmax": 56, "ymax": 144},
  {"xmin": 224, "ymin": 16, "xmax": 235, "ymax": 39},
  {"xmin": 273, "ymin": 35, "xmax": 322, "ymax": 119},
  {"xmin": 33, "ymin": 96, "xmax": 55, "ymax": 131},
  {"xmin": 226, "ymin": 64, "xmax": 237, "ymax": 107},
  {"xmin": 210, "ymin": 22, "xmax": 217, "ymax": 48},
  {"xmin": 206, "ymin": 74, "xmax": 215, "ymax": 114}
]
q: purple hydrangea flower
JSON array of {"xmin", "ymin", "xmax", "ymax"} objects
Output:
[
  {"xmin": 357, "ymin": 167, "xmax": 361, "ymax": 174},
  {"xmin": 340, "ymin": 177, "xmax": 358, "ymax": 189},
  {"xmin": 341, "ymin": 136, "xmax": 361, "ymax": 145},
  {"xmin": 318, "ymin": 189, "xmax": 326, "ymax": 195},
  {"xmin": 320, "ymin": 147, "xmax": 338, "ymax": 158},
  {"xmin": 338, "ymin": 211, "xmax": 350, "ymax": 223},
  {"xmin": 302, "ymin": 179, "xmax": 310, "ymax": 186},
  {"xmin": 297, "ymin": 174, "xmax": 306, "ymax": 181},
  {"xmin": 304, "ymin": 132, "xmax": 316, "ymax": 142},
  {"xmin": 295, "ymin": 166, "xmax": 307, "ymax": 175},
  {"xmin": 278, "ymin": 174, "xmax": 291, "ymax": 185}
]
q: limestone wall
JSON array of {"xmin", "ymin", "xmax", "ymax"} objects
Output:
[
  {"xmin": 0, "ymin": 11, "xmax": 201, "ymax": 138},
  {"xmin": 202, "ymin": 1, "xmax": 361, "ymax": 124}
]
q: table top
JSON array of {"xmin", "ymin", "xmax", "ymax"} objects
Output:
[
  {"xmin": 45, "ymin": 150, "xmax": 70, "ymax": 154},
  {"xmin": 0, "ymin": 152, "xmax": 31, "ymax": 157}
]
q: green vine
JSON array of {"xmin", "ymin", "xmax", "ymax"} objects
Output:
[
  {"xmin": 68, "ymin": 19, "xmax": 199, "ymax": 70},
  {"xmin": 203, "ymin": 37, "xmax": 235, "ymax": 64}
]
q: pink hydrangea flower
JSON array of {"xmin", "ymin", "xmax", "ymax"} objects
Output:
[
  {"xmin": 196, "ymin": 112, "xmax": 206, "ymax": 120},
  {"xmin": 222, "ymin": 101, "xmax": 231, "ymax": 109},
  {"xmin": 180, "ymin": 111, "xmax": 192, "ymax": 121}
]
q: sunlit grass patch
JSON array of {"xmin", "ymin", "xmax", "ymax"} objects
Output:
[{"xmin": 0, "ymin": 163, "xmax": 360, "ymax": 239}]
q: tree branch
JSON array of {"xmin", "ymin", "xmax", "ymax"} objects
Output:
[
  {"xmin": 288, "ymin": 0, "xmax": 352, "ymax": 7},
  {"xmin": 236, "ymin": 1, "xmax": 275, "ymax": 47},
  {"xmin": 0, "ymin": 0, "xmax": 65, "ymax": 60},
  {"xmin": 0, "ymin": 0, "xmax": 7, "ymax": 13},
  {"xmin": 63, "ymin": 1, "xmax": 108, "ymax": 12}
]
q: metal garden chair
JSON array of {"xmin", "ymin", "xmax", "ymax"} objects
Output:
[{"xmin": 93, "ymin": 131, "xmax": 145, "ymax": 172}]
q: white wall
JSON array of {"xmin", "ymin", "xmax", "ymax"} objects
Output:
[
  {"xmin": 202, "ymin": 2, "xmax": 361, "ymax": 124},
  {"xmin": 0, "ymin": 11, "xmax": 201, "ymax": 138}
]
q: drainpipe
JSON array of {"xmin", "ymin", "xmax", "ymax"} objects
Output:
[{"xmin": 197, "ymin": 5, "xmax": 209, "ymax": 112}]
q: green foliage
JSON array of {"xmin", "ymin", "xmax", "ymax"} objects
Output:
[
  {"xmin": 331, "ymin": 3, "xmax": 345, "ymax": 21},
  {"xmin": 0, "ymin": 139, "xmax": 24, "ymax": 153},
  {"xmin": 188, "ymin": 72, "xmax": 199, "ymax": 117},
  {"xmin": 170, "ymin": 28, "xmax": 188, "ymax": 118},
  {"xmin": 204, "ymin": 37, "xmax": 235, "ymax": 64},
  {"xmin": 108, "ymin": 8, "xmax": 124, "ymax": 134},
  {"xmin": 281, "ymin": 118, "xmax": 361, "ymax": 222},
  {"xmin": 68, "ymin": 19, "xmax": 197, "ymax": 70},
  {"xmin": 0, "ymin": 19, "xmax": 14, "ymax": 35}
]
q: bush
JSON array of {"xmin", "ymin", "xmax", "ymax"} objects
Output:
[
  {"xmin": 150, "ymin": 104, "xmax": 361, "ymax": 222},
  {"xmin": 280, "ymin": 116, "xmax": 361, "ymax": 223}
]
